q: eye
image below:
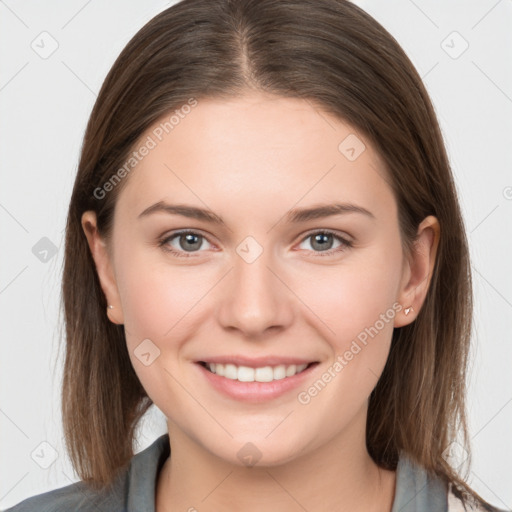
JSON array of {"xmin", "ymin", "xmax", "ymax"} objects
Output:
[
  {"xmin": 158, "ymin": 230, "xmax": 213, "ymax": 257},
  {"xmin": 158, "ymin": 229, "xmax": 352, "ymax": 258},
  {"xmin": 297, "ymin": 230, "xmax": 352, "ymax": 256}
]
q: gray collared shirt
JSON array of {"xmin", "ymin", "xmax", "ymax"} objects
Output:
[{"xmin": 3, "ymin": 433, "xmax": 449, "ymax": 512}]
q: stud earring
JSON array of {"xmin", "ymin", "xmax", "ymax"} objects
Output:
[
  {"xmin": 108, "ymin": 305, "xmax": 114, "ymax": 310},
  {"xmin": 404, "ymin": 306, "xmax": 414, "ymax": 316}
]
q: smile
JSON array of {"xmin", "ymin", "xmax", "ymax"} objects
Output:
[
  {"xmin": 200, "ymin": 362, "xmax": 311, "ymax": 382},
  {"xmin": 196, "ymin": 360, "xmax": 319, "ymax": 403}
]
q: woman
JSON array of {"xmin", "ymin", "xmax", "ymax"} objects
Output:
[{"xmin": 4, "ymin": 0, "xmax": 506, "ymax": 510}]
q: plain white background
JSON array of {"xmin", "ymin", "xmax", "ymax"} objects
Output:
[{"xmin": 0, "ymin": 0, "xmax": 511, "ymax": 509}]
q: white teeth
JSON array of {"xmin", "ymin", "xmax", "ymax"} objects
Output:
[
  {"xmin": 285, "ymin": 364, "xmax": 297, "ymax": 377},
  {"xmin": 273, "ymin": 365, "xmax": 286, "ymax": 380},
  {"xmin": 254, "ymin": 366, "xmax": 273, "ymax": 382},
  {"xmin": 224, "ymin": 364, "xmax": 238, "ymax": 380},
  {"xmin": 206, "ymin": 362, "xmax": 309, "ymax": 382},
  {"xmin": 238, "ymin": 366, "xmax": 255, "ymax": 382}
]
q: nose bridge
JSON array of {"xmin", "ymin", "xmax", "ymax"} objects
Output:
[{"xmin": 217, "ymin": 237, "xmax": 293, "ymax": 336}]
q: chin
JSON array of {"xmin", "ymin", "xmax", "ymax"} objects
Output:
[{"xmin": 211, "ymin": 436, "xmax": 310, "ymax": 469}]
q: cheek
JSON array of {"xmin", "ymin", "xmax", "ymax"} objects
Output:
[
  {"xmin": 294, "ymin": 249, "xmax": 402, "ymax": 345},
  {"xmin": 113, "ymin": 247, "xmax": 210, "ymax": 408},
  {"xmin": 115, "ymin": 246, "xmax": 214, "ymax": 342},
  {"xmin": 288, "ymin": 241, "xmax": 404, "ymax": 403},
  {"xmin": 291, "ymin": 250, "xmax": 402, "ymax": 422}
]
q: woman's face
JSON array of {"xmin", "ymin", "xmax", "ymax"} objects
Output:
[{"xmin": 86, "ymin": 91, "xmax": 427, "ymax": 467}]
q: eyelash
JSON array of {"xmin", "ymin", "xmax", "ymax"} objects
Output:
[{"xmin": 157, "ymin": 229, "xmax": 353, "ymax": 258}]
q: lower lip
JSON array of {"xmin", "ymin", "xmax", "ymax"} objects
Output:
[{"xmin": 195, "ymin": 362, "xmax": 319, "ymax": 403}]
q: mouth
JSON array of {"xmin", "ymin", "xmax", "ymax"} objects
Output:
[
  {"xmin": 194, "ymin": 355, "xmax": 321, "ymax": 402},
  {"xmin": 197, "ymin": 361, "xmax": 316, "ymax": 383}
]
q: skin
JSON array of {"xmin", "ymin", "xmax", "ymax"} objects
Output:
[{"xmin": 82, "ymin": 91, "xmax": 440, "ymax": 512}]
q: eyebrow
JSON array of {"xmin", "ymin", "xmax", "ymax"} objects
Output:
[{"xmin": 137, "ymin": 201, "xmax": 375, "ymax": 224}]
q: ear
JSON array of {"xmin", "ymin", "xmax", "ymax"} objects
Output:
[
  {"xmin": 81, "ymin": 211, "xmax": 124, "ymax": 325},
  {"xmin": 394, "ymin": 215, "xmax": 440, "ymax": 327}
]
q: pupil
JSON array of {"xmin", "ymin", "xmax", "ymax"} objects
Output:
[
  {"xmin": 180, "ymin": 234, "xmax": 201, "ymax": 251},
  {"xmin": 312, "ymin": 233, "xmax": 332, "ymax": 251}
]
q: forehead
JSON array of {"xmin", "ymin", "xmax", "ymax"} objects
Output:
[{"xmin": 115, "ymin": 92, "xmax": 394, "ymax": 221}]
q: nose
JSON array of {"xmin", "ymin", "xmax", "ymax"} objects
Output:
[{"xmin": 216, "ymin": 245, "xmax": 295, "ymax": 339}]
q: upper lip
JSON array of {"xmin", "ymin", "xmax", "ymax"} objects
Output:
[{"xmin": 196, "ymin": 356, "xmax": 318, "ymax": 368}]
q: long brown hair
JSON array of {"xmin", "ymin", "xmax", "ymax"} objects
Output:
[{"xmin": 61, "ymin": 0, "xmax": 490, "ymax": 507}]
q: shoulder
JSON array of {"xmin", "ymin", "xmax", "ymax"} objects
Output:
[
  {"xmin": 2, "ymin": 433, "xmax": 170, "ymax": 512},
  {"xmin": 1, "ymin": 479, "xmax": 126, "ymax": 512},
  {"xmin": 394, "ymin": 453, "xmax": 509, "ymax": 512}
]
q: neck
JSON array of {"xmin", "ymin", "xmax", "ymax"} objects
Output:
[{"xmin": 156, "ymin": 407, "xmax": 396, "ymax": 512}]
